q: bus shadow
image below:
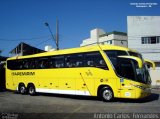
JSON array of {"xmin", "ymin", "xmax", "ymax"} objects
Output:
[
  {"xmin": 114, "ymin": 93, "xmax": 159, "ymax": 103},
  {"xmin": 0, "ymin": 88, "xmax": 6, "ymax": 92},
  {"xmin": 37, "ymin": 93, "xmax": 159, "ymax": 103}
]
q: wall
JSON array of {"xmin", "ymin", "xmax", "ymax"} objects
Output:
[
  {"xmin": 127, "ymin": 16, "xmax": 160, "ymax": 85},
  {"xmin": 150, "ymin": 68, "xmax": 160, "ymax": 85},
  {"xmin": 127, "ymin": 16, "xmax": 160, "ymax": 59}
]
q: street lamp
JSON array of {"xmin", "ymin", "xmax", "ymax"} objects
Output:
[{"xmin": 45, "ymin": 22, "xmax": 59, "ymax": 50}]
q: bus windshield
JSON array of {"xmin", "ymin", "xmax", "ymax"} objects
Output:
[
  {"xmin": 105, "ymin": 50, "xmax": 151, "ymax": 84},
  {"xmin": 136, "ymin": 64, "xmax": 151, "ymax": 84},
  {"xmin": 128, "ymin": 51, "xmax": 151, "ymax": 84}
]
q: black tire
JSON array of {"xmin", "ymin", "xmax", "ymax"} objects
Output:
[
  {"xmin": 100, "ymin": 87, "xmax": 114, "ymax": 102},
  {"xmin": 19, "ymin": 84, "xmax": 26, "ymax": 94},
  {"xmin": 28, "ymin": 85, "xmax": 36, "ymax": 96}
]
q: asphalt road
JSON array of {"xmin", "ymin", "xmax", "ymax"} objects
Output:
[{"xmin": 0, "ymin": 90, "xmax": 160, "ymax": 119}]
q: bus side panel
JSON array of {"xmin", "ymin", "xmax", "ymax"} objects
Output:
[
  {"xmin": 36, "ymin": 68, "xmax": 94, "ymax": 96},
  {"xmin": 6, "ymin": 69, "xmax": 37, "ymax": 91},
  {"xmin": 19, "ymin": 70, "xmax": 36, "ymax": 89},
  {"xmin": 6, "ymin": 69, "xmax": 15, "ymax": 90},
  {"xmin": 76, "ymin": 68, "xmax": 95, "ymax": 96},
  {"xmin": 36, "ymin": 69, "xmax": 76, "ymax": 94},
  {"xmin": 35, "ymin": 69, "xmax": 59, "ymax": 93},
  {"xmin": 76, "ymin": 68, "xmax": 90, "ymax": 96},
  {"xmin": 58, "ymin": 69, "xmax": 76, "ymax": 95},
  {"xmin": 93, "ymin": 68, "xmax": 119, "ymax": 97}
]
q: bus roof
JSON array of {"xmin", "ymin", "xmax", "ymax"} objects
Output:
[{"xmin": 7, "ymin": 45, "xmax": 138, "ymax": 60}]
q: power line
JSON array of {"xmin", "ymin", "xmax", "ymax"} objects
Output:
[
  {"xmin": 35, "ymin": 39, "xmax": 52, "ymax": 46},
  {"xmin": 0, "ymin": 35, "xmax": 51, "ymax": 41}
]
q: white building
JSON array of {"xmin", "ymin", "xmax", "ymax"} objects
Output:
[
  {"xmin": 127, "ymin": 16, "xmax": 160, "ymax": 85},
  {"xmin": 80, "ymin": 28, "xmax": 128, "ymax": 47}
]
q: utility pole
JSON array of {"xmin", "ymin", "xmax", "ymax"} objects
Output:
[
  {"xmin": 45, "ymin": 20, "xmax": 59, "ymax": 50},
  {"xmin": 56, "ymin": 18, "xmax": 59, "ymax": 50},
  {"xmin": 0, "ymin": 50, "xmax": 2, "ymax": 56}
]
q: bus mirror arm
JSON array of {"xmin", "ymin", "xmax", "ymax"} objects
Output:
[
  {"xmin": 118, "ymin": 56, "xmax": 143, "ymax": 69},
  {"xmin": 144, "ymin": 59, "xmax": 155, "ymax": 70}
]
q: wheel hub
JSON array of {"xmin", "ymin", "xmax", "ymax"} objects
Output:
[{"xmin": 103, "ymin": 90, "xmax": 112, "ymax": 100}]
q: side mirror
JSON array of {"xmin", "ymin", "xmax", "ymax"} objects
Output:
[
  {"xmin": 118, "ymin": 56, "xmax": 143, "ymax": 68},
  {"xmin": 144, "ymin": 59, "xmax": 155, "ymax": 70},
  {"xmin": 147, "ymin": 64, "xmax": 150, "ymax": 69}
]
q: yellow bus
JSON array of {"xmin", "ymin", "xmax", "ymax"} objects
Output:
[{"xmin": 6, "ymin": 45, "xmax": 154, "ymax": 101}]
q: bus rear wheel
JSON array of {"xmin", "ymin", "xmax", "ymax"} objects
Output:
[
  {"xmin": 19, "ymin": 84, "xmax": 26, "ymax": 94},
  {"xmin": 100, "ymin": 87, "xmax": 114, "ymax": 102},
  {"xmin": 28, "ymin": 85, "xmax": 36, "ymax": 96}
]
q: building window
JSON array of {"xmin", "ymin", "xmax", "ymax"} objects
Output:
[
  {"xmin": 142, "ymin": 39, "xmax": 144, "ymax": 44},
  {"xmin": 151, "ymin": 37, "xmax": 156, "ymax": 44},
  {"xmin": 104, "ymin": 40, "xmax": 112, "ymax": 45},
  {"xmin": 155, "ymin": 62, "xmax": 160, "ymax": 67},
  {"xmin": 110, "ymin": 40, "xmax": 112, "ymax": 44},
  {"xmin": 157, "ymin": 37, "xmax": 160, "ymax": 43},
  {"xmin": 148, "ymin": 37, "xmax": 151, "ymax": 44},
  {"xmin": 141, "ymin": 36, "xmax": 160, "ymax": 44}
]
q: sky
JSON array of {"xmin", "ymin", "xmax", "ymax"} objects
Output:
[{"xmin": 0, "ymin": 0, "xmax": 160, "ymax": 56}]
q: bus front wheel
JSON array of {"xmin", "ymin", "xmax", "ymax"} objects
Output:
[
  {"xmin": 100, "ymin": 87, "xmax": 114, "ymax": 102},
  {"xmin": 28, "ymin": 85, "xmax": 36, "ymax": 96}
]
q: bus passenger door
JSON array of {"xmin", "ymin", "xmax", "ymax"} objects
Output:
[{"xmin": 118, "ymin": 59, "xmax": 136, "ymax": 98}]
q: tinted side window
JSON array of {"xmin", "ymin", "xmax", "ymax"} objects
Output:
[
  {"xmin": 7, "ymin": 60, "xmax": 23, "ymax": 70},
  {"xmin": 105, "ymin": 50, "xmax": 127, "ymax": 67},
  {"xmin": 53, "ymin": 56, "xmax": 64, "ymax": 68},
  {"xmin": 7, "ymin": 52, "xmax": 109, "ymax": 70},
  {"xmin": 84, "ymin": 52, "xmax": 108, "ymax": 70},
  {"xmin": 7, "ymin": 60, "xmax": 15, "ymax": 70},
  {"xmin": 18, "ymin": 59, "xmax": 38, "ymax": 69},
  {"xmin": 37, "ymin": 57, "xmax": 50, "ymax": 69},
  {"xmin": 15, "ymin": 60, "xmax": 22, "ymax": 69},
  {"xmin": 65, "ymin": 54, "xmax": 83, "ymax": 68},
  {"xmin": 8, "ymin": 59, "xmax": 33, "ymax": 70},
  {"xmin": 7, "ymin": 56, "xmax": 65, "ymax": 70}
]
